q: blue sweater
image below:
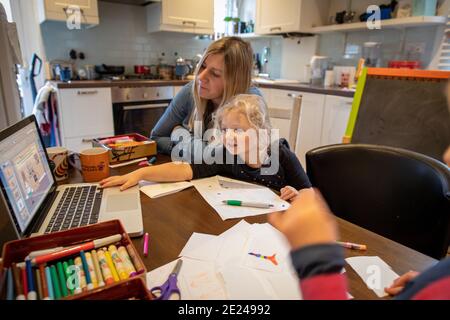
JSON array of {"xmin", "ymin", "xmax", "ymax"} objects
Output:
[{"xmin": 150, "ymin": 81, "xmax": 262, "ymax": 155}]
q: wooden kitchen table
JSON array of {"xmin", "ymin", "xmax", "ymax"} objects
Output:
[{"xmin": 68, "ymin": 156, "xmax": 438, "ymax": 300}]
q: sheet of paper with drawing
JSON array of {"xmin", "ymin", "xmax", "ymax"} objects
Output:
[
  {"xmin": 191, "ymin": 176, "xmax": 290, "ymax": 220},
  {"xmin": 139, "ymin": 181, "xmax": 193, "ymax": 199},
  {"xmin": 346, "ymin": 256, "xmax": 399, "ymax": 298}
]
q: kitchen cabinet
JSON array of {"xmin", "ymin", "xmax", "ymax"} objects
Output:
[
  {"xmin": 255, "ymin": 0, "xmax": 329, "ymax": 34},
  {"xmin": 320, "ymin": 95, "xmax": 353, "ymax": 146},
  {"xmin": 37, "ymin": 0, "xmax": 99, "ymax": 25},
  {"xmin": 147, "ymin": 0, "xmax": 214, "ymax": 34},
  {"xmin": 295, "ymin": 93, "xmax": 326, "ymax": 168},
  {"xmin": 57, "ymin": 88, "xmax": 114, "ymax": 152}
]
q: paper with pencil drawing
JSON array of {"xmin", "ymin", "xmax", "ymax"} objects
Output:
[
  {"xmin": 191, "ymin": 176, "xmax": 290, "ymax": 220},
  {"xmin": 139, "ymin": 181, "xmax": 193, "ymax": 199}
]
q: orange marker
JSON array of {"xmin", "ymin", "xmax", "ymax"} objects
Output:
[{"xmin": 337, "ymin": 241, "xmax": 367, "ymax": 251}]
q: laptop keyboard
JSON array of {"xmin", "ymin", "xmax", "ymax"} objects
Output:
[{"xmin": 45, "ymin": 186, "xmax": 103, "ymax": 234}]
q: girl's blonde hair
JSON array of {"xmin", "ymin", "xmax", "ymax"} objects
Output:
[
  {"xmin": 213, "ymin": 94, "xmax": 271, "ymax": 133},
  {"xmin": 189, "ymin": 37, "xmax": 254, "ymax": 132}
]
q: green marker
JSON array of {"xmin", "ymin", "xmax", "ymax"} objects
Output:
[
  {"xmin": 50, "ymin": 265, "xmax": 62, "ymax": 300},
  {"xmin": 56, "ymin": 262, "xmax": 68, "ymax": 297},
  {"xmin": 222, "ymin": 200, "xmax": 274, "ymax": 209},
  {"xmin": 63, "ymin": 261, "xmax": 73, "ymax": 295}
]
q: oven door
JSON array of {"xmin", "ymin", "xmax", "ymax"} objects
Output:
[{"xmin": 113, "ymin": 100, "xmax": 171, "ymax": 137}]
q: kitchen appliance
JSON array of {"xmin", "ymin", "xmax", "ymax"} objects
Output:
[
  {"xmin": 95, "ymin": 64, "xmax": 125, "ymax": 77},
  {"xmin": 175, "ymin": 57, "xmax": 192, "ymax": 80},
  {"xmin": 112, "ymin": 86, "xmax": 174, "ymax": 138},
  {"xmin": 134, "ymin": 65, "xmax": 151, "ymax": 75},
  {"xmin": 362, "ymin": 42, "xmax": 382, "ymax": 67},
  {"xmin": 310, "ymin": 56, "xmax": 330, "ymax": 86}
]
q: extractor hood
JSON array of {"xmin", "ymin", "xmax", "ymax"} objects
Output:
[{"xmin": 99, "ymin": 0, "xmax": 158, "ymax": 6}]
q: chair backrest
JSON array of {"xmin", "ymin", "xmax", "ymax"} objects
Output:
[
  {"xmin": 268, "ymin": 95, "xmax": 302, "ymax": 152},
  {"xmin": 306, "ymin": 144, "xmax": 450, "ymax": 259}
]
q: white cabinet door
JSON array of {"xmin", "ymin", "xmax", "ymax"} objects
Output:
[
  {"xmin": 255, "ymin": 0, "xmax": 300, "ymax": 34},
  {"xmin": 321, "ymin": 95, "xmax": 353, "ymax": 146},
  {"xmin": 65, "ymin": 132, "xmax": 114, "ymax": 153},
  {"xmin": 39, "ymin": 0, "xmax": 99, "ymax": 24},
  {"xmin": 295, "ymin": 93, "xmax": 326, "ymax": 168},
  {"xmin": 162, "ymin": 0, "xmax": 213, "ymax": 29},
  {"xmin": 58, "ymin": 88, "xmax": 114, "ymax": 140}
]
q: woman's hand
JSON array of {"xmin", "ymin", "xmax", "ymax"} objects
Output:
[
  {"xmin": 269, "ymin": 188, "xmax": 338, "ymax": 251},
  {"xmin": 280, "ymin": 186, "xmax": 300, "ymax": 201},
  {"xmin": 384, "ymin": 271, "xmax": 420, "ymax": 296},
  {"xmin": 100, "ymin": 170, "xmax": 143, "ymax": 191}
]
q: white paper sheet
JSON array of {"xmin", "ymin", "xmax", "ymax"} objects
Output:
[
  {"xmin": 139, "ymin": 181, "xmax": 193, "ymax": 199},
  {"xmin": 146, "ymin": 258, "xmax": 227, "ymax": 300},
  {"xmin": 346, "ymin": 256, "xmax": 399, "ymax": 298},
  {"xmin": 263, "ymin": 272, "xmax": 302, "ymax": 300},
  {"xmin": 191, "ymin": 176, "xmax": 290, "ymax": 220}
]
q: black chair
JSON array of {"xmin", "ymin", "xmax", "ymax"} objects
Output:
[{"xmin": 306, "ymin": 144, "xmax": 450, "ymax": 259}]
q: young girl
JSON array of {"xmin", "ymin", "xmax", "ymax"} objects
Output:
[{"xmin": 101, "ymin": 94, "xmax": 311, "ymax": 201}]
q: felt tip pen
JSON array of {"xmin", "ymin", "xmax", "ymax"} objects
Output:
[
  {"xmin": 143, "ymin": 233, "xmax": 149, "ymax": 257},
  {"xmin": 32, "ymin": 234, "xmax": 122, "ymax": 265},
  {"xmin": 222, "ymin": 200, "xmax": 274, "ymax": 209},
  {"xmin": 337, "ymin": 241, "xmax": 367, "ymax": 251},
  {"xmin": 26, "ymin": 260, "xmax": 37, "ymax": 300}
]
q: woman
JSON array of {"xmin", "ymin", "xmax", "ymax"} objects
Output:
[{"xmin": 151, "ymin": 36, "xmax": 263, "ymax": 156}]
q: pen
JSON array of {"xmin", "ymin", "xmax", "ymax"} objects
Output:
[
  {"xmin": 143, "ymin": 233, "xmax": 149, "ymax": 257},
  {"xmin": 139, "ymin": 156, "xmax": 157, "ymax": 167},
  {"xmin": 222, "ymin": 200, "xmax": 274, "ymax": 209},
  {"xmin": 337, "ymin": 241, "xmax": 367, "ymax": 251}
]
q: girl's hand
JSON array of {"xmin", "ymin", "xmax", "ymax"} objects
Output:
[
  {"xmin": 280, "ymin": 186, "xmax": 300, "ymax": 201},
  {"xmin": 99, "ymin": 170, "xmax": 142, "ymax": 191},
  {"xmin": 384, "ymin": 271, "xmax": 420, "ymax": 296}
]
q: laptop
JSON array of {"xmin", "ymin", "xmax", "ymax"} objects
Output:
[{"xmin": 0, "ymin": 115, "xmax": 144, "ymax": 240}]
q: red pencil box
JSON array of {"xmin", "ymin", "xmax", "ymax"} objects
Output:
[{"xmin": 1, "ymin": 220, "xmax": 152, "ymax": 300}]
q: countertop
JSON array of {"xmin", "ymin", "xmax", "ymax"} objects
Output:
[{"xmin": 51, "ymin": 80, "xmax": 355, "ymax": 97}]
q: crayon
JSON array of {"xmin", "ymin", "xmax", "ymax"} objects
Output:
[
  {"xmin": 56, "ymin": 262, "xmax": 68, "ymax": 297},
  {"xmin": 39, "ymin": 265, "xmax": 50, "ymax": 300},
  {"xmin": 74, "ymin": 257, "xmax": 87, "ymax": 293},
  {"xmin": 50, "ymin": 265, "xmax": 62, "ymax": 300},
  {"xmin": 6, "ymin": 268, "xmax": 14, "ymax": 300},
  {"xmin": 26, "ymin": 259, "xmax": 37, "ymax": 300},
  {"xmin": 80, "ymin": 251, "xmax": 94, "ymax": 290},
  {"xmin": 21, "ymin": 265, "xmax": 28, "ymax": 298},
  {"xmin": 62, "ymin": 261, "xmax": 73, "ymax": 295},
  {"xmin": 143, "ymin": 233, "xmax": 149, "ymax": 257},
  {"xmin": 45, "ymin": 266, "xmax": 54, "ymax": 300},
  {"xmin": 104, "ymin": 250, "xmax": 120, "ymax": 282},
  {"xmin": 85, "ymin": 252, "xmax": 98, "ymax": 288},
  {"xmin": 108, "ymin": 245, "xmax": 129, "ymax": 280},
  {"xmin": 35, "ymin": 268, "xmax": 42, "ymax": 300},
  {"xmin": 91, "ymin": 250, "xmax": 105, "ymax": 287},
  {"xmin": 96, "ymin": 250, "xmax": 115, "ymax": 285},
  {"xmin": 11, "ymin": 263, "xmax": 25, "ymax": 300},
  {"xmin": 118, "ymin": 246, "xmax": 137, "ymax": 277},
  {"xmin": 126, "ymin": 244, "xmax": 145, "ymax": 275}
]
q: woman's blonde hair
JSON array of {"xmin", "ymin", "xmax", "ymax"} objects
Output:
[{"xmin": 189, "ymin": 37, "xmax": 254, "ymax": 132}]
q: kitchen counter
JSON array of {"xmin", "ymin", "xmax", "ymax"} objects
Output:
[
  {"xmin": 51, "ymin": 80, "xmax": 355, "ymax": 98},
  {"xmin": 256, "ymin": 82, "xmax": 355, "ymax": 98},
  {"xmin": 51, "ymin": 79, "xmax": 191, "ymax": 89}
]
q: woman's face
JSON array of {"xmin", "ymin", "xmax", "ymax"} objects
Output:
[{"xmin": 197, "ymin": 54, "xmax": 225, "ymax": 104}]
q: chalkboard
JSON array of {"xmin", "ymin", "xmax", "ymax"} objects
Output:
[{"xmin": 351, "ymin": 72, "xmax": 450, "ymax": 161}]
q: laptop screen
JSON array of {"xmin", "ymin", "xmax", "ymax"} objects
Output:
[{"xmin": 0, "ymin": 120, "xmax": 54, "ymax": 234}]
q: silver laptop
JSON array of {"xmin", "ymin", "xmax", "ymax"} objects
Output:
[{"xmin": 0, "ymin": 115, "xmax": 143, "ymax": 239}]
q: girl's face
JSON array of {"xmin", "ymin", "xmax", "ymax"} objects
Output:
[{"xmin": 197, "ymin": 54, "xmax": 225, "ymax": 105}]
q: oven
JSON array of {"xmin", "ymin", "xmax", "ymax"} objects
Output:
[{"xmin": 111, "ymin": 86, "xmax": 173, "ymax": 137}]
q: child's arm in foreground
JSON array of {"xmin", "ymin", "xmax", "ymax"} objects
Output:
[{"xmin": 100, "ymin": 162, "xmax": 193, "ymax": 191}]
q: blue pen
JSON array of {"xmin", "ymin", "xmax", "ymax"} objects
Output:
[
  {"xmin": 6, "ymin": 268, "xmax": 14, "ymax": 300},
  {"xmin": 26, "ymin": 260, "xmax": 37, "ymax": 300},
  {"xmin": 80, "ymin": 251, "xmax": 94, "ymax": 290},
  {"xmin": 45, "ymin": 266, "xmax": 54, "ymax": 300}
]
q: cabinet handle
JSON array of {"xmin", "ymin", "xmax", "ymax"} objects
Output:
[
  {"xmin": 287, "ymin": 93, "xmax": 302, "ymax": 98},
  {"xmin": 182, "ymin": 21, "xmax": 197, "ymax": 27},
  {"xmin": 270, "ymin": 27, "xmax": 282, "ymax": 32},
  {"xmin": 77, "ymin": 90, "xmax": 98, "ymax": 95},
  {"xmin": 82, "ymin": 138, "xmax": 93, "ymax": 143}
]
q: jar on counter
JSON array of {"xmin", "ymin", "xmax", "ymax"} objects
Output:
[{"xmin": 158, "ymin": 64, "xmax": 174, "ymax": 80}]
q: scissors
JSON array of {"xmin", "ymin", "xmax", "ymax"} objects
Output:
[{"xmin": 150, "ymin": 260, "xmax": 183, "ymax": 300}]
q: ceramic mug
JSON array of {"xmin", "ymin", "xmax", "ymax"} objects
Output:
[
  {"xmin": 46, "ymin": 147, "xmax": 69, "ymax": 181},
  {"xmin": 79, "ymin": 148, "xmax": 110, "ymax": 183}
]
